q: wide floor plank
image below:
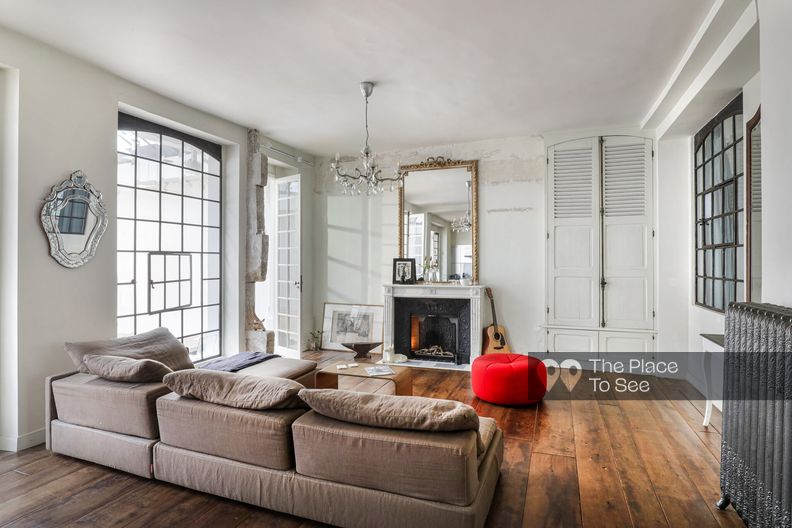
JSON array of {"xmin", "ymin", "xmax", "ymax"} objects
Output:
[
  {"xmin": 523, "ymin": 453, "xmax": 582, "ymax": 528},
  {"xmin": 486, "ymin": 437, "xmax": 533, "ymax": 528},
  {"xmin": 570, "ymin": 404, "xmax": 633, "ymax": 528},
  {"xmin": 597, "ymin": 404, "xmax": 669, "ymax": 528},
  {"xmin": 533, "ymin": 399, "xmax": 576, "ymax": 458}
]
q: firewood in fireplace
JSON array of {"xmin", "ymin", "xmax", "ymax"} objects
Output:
[{"xmin": 413, "ymin": 344, "xmax": 456, "ymax": 359}]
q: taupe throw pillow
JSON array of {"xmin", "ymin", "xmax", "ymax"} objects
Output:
[
  {"xmin": 163, "ymin": 370, "xmax": 306, "ymax": 410},
  {"xmin": 65, "ymin": 328, "xmax": 194, "ymax": 373},
  {"xmin": 84, "ymin": 354, "xmax": 173, "ymax": 383},
  {"xmin": 298, "ymin": 389, "xmax": 481, "ymax": 434}
]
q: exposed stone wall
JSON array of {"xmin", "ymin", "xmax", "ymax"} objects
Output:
[{"xmin": 245, "ymin": 129, "xmax": 274, "ymax": 352}]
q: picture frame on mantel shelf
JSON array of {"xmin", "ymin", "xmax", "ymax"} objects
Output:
[
  {"xmin": 320, "ymin": 302, "xmax": 384, "ymax": 352},
  {"xmin": 392, "ymin": 258, "xmax": 416, "ymax": 285}
]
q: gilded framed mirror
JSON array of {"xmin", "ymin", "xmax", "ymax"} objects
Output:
[
  {"xmin": 397, "ymin": 157, "xmax": 479, "ymax": 283},
  {"xmin": 41, "ymin": 170, "xmax": 108, "ymax": 268}
]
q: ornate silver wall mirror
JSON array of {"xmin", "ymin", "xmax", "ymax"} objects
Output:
[{"xmin": 41, "ymin": 170, "xmax": 108, "ymax": 268}]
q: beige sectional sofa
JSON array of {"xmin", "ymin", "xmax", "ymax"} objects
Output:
[
  {"xmin": 44, "ymin": 331, "xmax": 503, "ymax": 528},
  {"xmin": 45, "ymin": 356, "xmax": 318, "ymax": 477},
  {"xmin": 153, "ymin": 401, "xmax": 502, "ymax": 528}
]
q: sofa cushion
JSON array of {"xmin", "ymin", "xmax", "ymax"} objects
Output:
[
  {"xmin": 84, "ymin": 354, "xmax": 173, "ymax": 383},
  {"xmin": 65, "ymin": 328, "xmax": 194, "ymax": 374},
  {"xmin": 163, "ymin": 370, "xmax": 306, "ymax": 410},
  {"xmin": 298, "ymin": 388, "xmax": 480, "ymax": 437},
  {"xmin": 50, "ymin": 420, "xmax": 157, "ymax": 479},
  {"xmin": 51, "ymin": 373, "xmax": 170, "ymax": 438},
  {"xmin": 157, "ymin": 393, "xmax": 305, "ymax": 470},
  {"xmin": 292, "ymin": 410, "xmax": 481, "ymax": 506},
  {"xmin": 238, "ymin": 357, "xmax": 317, "ymax": 380}
]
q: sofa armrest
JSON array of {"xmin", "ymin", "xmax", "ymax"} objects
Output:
[{"xmin": 45, "ymin": 371, "xmax": 77, "ymax": 450}]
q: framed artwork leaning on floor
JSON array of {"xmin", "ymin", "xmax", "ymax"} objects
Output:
[{"xmin": 320, "ymin": 302, "xmax": 384, "ymax": 351}]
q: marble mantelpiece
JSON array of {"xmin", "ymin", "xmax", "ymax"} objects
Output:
[{"xmin": 383, "ymin": 284, "xmax": 486, "ymax": 367}]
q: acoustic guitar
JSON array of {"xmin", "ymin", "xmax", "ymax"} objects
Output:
[{"xmin": 483, "ymin": 287, "xmax": 512, "ymax": 354}]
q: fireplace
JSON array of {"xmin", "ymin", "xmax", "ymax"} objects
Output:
[
  {"xmin": 410, "ymin": 314, "xmax": 459, "ymax": 362},
  {"xmin": 393, "ymin": 297, "xmax": 470, "ymax": 364}
]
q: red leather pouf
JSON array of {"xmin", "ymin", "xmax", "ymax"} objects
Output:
[{"xmin": 471, "ymin": 354, "xmax": 547, "ymax": 405}]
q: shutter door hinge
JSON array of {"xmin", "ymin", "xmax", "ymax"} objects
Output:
[
  {"xmin": 652, "ymin": 229, "xmax": 655, "ymax": 237},
  {"xmin": 546, "ymin": 306, "xmax": 550, "ymax": 314},
  {"xmin": 652, "ymin": 310, "xmax": 656, "ymax": 318},
  {"xmin": 547, "ymin": 232, "xmax": 550, "ymax": 240},
  {"xmin": 652, "ymin": 149, "xmax": 655, "ymax": 158},
  {"xmin": 546, "ymin": 157, "xmax": 549, "ymax": 165}
]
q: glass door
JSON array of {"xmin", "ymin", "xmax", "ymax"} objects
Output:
[{"xmin": 274, "ymin": 176, "xmax": 301, "ymax": 357}]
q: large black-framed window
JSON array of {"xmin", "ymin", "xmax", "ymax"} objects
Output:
[
  {"xmin": 116, "ymin": 112, "xmax": 222, "ymax": 361},
  {"xmin": 694, "ymin": 94, "xmax": 744, "ymax": 312}
]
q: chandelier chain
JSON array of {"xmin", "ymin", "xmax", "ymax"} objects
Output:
[
  {"xmin": 364, "ymin": 95, "xmax": 370, "ymax": 152},
  {"xmin": 331, "ymin": 82, "xmax": 404, "ymax": 196}
]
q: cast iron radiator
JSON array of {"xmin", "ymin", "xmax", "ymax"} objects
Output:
[{"xmin": 720, "ymin": 302, "xmax": 792, "ymax": 527}]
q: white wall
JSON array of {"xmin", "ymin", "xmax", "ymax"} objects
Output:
[
  {"xmin": 0, "ymin": 66, "xmax": 20, "ymax": 450},
  {"xmin": 758, "ymin": 0, "xmax": 792, "ymax": 307},
  {"xmin": 656, "ymin": 136, "xmax": 691, "ymax": 352},
  {"xmin": 0, "ymin": 25, "xmax": 249, "ymax": 451},
  {"xmin": 313, "ymin": 136, "xmax": 547, "ymax": 353}
]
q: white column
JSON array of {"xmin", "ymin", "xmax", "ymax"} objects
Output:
[
  {"xmin": 469, "ymin": 288, "xmax": 482, "ymax": 363},
  {"xmin": 383, "ymin": 285, "xmax": 394, "ymax": 350}
]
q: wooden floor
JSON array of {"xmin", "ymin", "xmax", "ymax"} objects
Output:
[{"xmin": 0, "ymin": 350, "xmax": 744, "ymax": 528}]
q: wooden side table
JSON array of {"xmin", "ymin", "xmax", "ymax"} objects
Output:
[{"xmin": 315, "ymin": 362, "xmax": 413, "ymax": 396}]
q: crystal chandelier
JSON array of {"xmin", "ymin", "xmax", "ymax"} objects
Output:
[
  {"xmin": 330, "ymin": 82, "xmax": 403, "ymax": 195},
  {"xmin": 451, "ymin": 180, "xmax": 473, "ymax": 232}
]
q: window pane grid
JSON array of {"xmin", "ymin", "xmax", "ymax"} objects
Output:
[
  {"xmin": 116, "ymin": 121, "xmax": 222, "ymax": 361},
  {"xmin": 694, "ymin": 96, "xmax": 743, "ymax": 313},
  {"xmin": 117, "ymin": 183, "xmax": 220, "ymax": 204}
]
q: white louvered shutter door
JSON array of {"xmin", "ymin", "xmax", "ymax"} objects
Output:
[
  {"xmin": 547, "ymin": 138, "xmax": 600, "ymax": 327},
  {"xmin": 601, "ymin": 136, "xmax": 654, "ymax": 330}
]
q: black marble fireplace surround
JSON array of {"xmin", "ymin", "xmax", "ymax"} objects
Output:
[{"xmin": 393, "ymin": 297, "xmax": 471, "ymax": 364}]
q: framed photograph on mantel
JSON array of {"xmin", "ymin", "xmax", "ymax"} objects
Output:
[
  {"xmin": 320, "ymin": 302, "xmax": 384, "ymax": 351},
  {"xmin": 392, "ymin": 258, "xmax": 416, "ymax": 284}
]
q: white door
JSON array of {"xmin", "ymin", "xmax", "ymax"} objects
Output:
[
  {"xmin": 601, "ymin": 137, "xmax": 654, "ymax": 330},
  {"xmin": 547, "ymin": 138, "xmax": 600, "ymax": 327},
  {"xmin": 598, "ymin": 331, "xmax": 655, "ymax": 352},
  {"xmin": 545, "ymin": 328, "xmax": 598, "ymax": 370},
  {"xmin": 274, "ymin": 176, "xmax": 301, "ymax": 357}
]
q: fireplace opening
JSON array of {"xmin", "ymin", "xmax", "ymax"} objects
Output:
[
  {"xmin": 410, "ymin": 314, "xmax": 458, "ymax": 363},
  {"xmin": 393, "ymin": 297, "xmax": 470, "ymax": 364}
]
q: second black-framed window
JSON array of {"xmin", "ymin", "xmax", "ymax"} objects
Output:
[{"xmin": 694, "ymin": 94, "xmax": 744, "ymax": 312}]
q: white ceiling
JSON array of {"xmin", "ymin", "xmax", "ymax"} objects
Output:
[{"xmin": 0, "ymin": 0, "xmax": 713, "ymax": 156}]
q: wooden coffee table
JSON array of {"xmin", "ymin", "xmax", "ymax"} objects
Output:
[{"xmin": 315, "ymin": 361, "xmax": 413, "ymax": 396}]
